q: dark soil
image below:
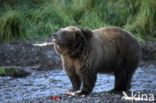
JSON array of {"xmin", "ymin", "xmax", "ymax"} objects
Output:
[
  {"xmin": 0, "ymin": 38, "xmax": 62, "ymax": 70},
  {"xmin": 0, "ymin": 38, "xmax": 156, "ymax": 70}
]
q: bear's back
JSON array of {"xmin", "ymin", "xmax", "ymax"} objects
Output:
[{"xmin": 92, "ymin": 26, "xmax": 141, "ymax": 72}]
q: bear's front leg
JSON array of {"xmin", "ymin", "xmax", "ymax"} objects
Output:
[
  {"xmin": 74, "ymin": 68, "xmax": 97, "ymax": 96},
  {"xmin": 64, "ymin": 67, "xmax": 81, "ymax": 92}
]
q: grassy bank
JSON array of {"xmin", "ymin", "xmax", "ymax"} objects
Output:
[{"xmin": 0, "ymin": 0, "xmax": 156, "ymax": 42}]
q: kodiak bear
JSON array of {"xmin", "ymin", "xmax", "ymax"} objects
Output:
[{"xmin": 52, "ymin": 26, "xmax": 141, "ymax": 96}]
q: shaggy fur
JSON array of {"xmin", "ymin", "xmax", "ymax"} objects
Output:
[{"xmin": 52, "ymin": 26, "xmax": 141, "ymax": 96}]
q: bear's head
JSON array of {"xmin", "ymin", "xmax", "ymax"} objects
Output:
[{"xmin": 52, "ymin": 26, "xmax": 92, "ymax": 56}]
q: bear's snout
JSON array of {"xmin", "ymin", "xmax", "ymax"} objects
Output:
[
  {"xmin": 52, "ymin": 34, "xmax": 59, "ymax": 44},
  {"xmin": 52, "ymin": 34, "xmax": 57, "ymax": 39}
]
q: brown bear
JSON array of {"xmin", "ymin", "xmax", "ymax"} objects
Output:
[{"xmin": 52, "ymin": 26, "xmax": 141, "ymax": 96}]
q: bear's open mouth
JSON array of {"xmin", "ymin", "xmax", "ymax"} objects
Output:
[
  {"xmin": 53, "ymin": 38, "xmax": 56, "ymax": 43},
  {"xmin": 52, "ymin": 38, "xmax": 59, "ymax": 45}
]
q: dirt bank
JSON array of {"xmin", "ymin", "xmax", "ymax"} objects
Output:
[
  {"xmin": 0, "ymin": 38, "xmax": 61, "ymax": 70},
  {"xmin": 0, "ymin": 38, "xmax": 156, "ymax": 70}
]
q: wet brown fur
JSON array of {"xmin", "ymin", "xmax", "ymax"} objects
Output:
[{"xmin": 52, "ymin": 26, "xmax": 141, "ymax": 95}]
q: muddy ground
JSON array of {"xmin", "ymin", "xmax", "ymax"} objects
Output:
[{"xmin": 0, "ymin": 38, "xmax": 156, "ymax": 103}]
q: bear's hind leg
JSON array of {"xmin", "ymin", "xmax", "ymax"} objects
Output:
[{"xmin": 112, "ymin": 69, "xmax": 133, "ymax": 92}]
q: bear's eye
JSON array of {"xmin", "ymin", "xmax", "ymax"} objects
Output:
[
  {"xmin": 62, "ymin": 30, "xmax": 68, "ymax": 34},
  {"xmin": 62, "ymin": 31, "xmax": 66, "ymax": 34}
]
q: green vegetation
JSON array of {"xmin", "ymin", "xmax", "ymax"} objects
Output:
[
  {"xmin": 0, "ymin": 67, "xmax": 30, "ymax": 77},
  {"xmin": 0, "ymin": 0, "xmax": 155, "ymax": 42},
  {"xmin": 0, "ymin": 67, "xmax": 19, "ymax": 76}
]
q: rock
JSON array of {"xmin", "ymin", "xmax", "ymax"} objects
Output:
[
  {"xmin": 141, "ymin": 41, "xmax": 156, "ymax": 60},
  {"xmin": 0, "ymin": 67, "xmax": 30, "ymax": 78}
]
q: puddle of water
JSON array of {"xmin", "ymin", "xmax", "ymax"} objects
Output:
[
  {"xmin": 132, "ymin": 67, "xmax": 156, "ymax": 92},
  {"xmin": 0, "ymin": 65, "xmax": 156, "ymax": 103}
]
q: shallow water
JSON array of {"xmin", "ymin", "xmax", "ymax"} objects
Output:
[{"xmin": 0, "ymin": 64, "xmax": 156, "ymax": 103}]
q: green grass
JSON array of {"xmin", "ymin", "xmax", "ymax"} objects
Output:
[
  {"xmin": 0, "ymin": 0, "xmax": 156, "ymax": 42},
  {"xmin": 0, "ymin": 67, "xmax": 30, "ymax": 77},
  {"xmin": 0, "ymin": 10, "xmax": 25, "ymax": 41},
  {"xmin": 0, "ymin": 67, "xmax": 19, "ymax": 76}
]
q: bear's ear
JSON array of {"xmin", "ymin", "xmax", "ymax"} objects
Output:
[
  {"xmin": 74, "ymin": 29, "xmax": 82, "ymax": 39},
  {"xmin": 80, "ymin": 28, "xmax": 93, "ymax": 39}
]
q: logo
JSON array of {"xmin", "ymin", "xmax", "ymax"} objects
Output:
[{"xmin": 122, "ymin": 91, "xmax": 155, "ymax": 102}]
